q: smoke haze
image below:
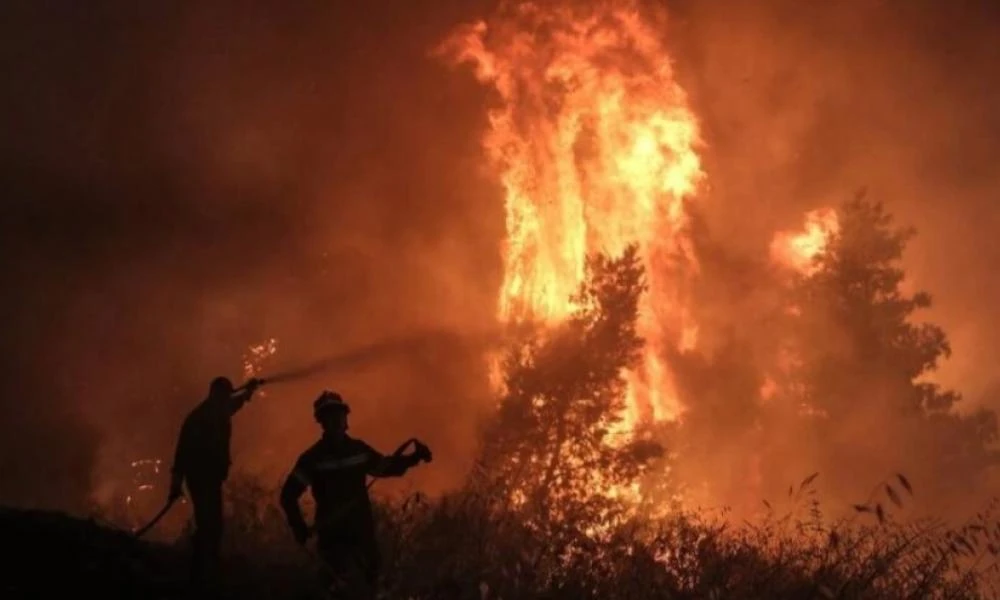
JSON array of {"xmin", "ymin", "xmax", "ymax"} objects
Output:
[
  {"xmin": 0, "ymin": 0, "xmax": 502, "ymax": 511},
  {"xmin": 667, "ymin": 0, "xmax": 1000, "ymax": 404},
  {"xmin": 2, "ymin": 0, "xmax": 999, "ymax": 517},
  {"xmin": 663, "ymin": 0, "xmax": 1000, "ymax": 514}
]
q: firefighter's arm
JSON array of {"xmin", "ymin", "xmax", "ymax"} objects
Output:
[
  {"xmin": 279, "ymin": 461, "xmax": 311, "ymax": 544},
  {"xmin": 227, "ymin": 378, "xmax": 263, "ymax": 416},
  {"xmin": 366, "ymin": 440, "xmax": 432, "ymax": 477}
]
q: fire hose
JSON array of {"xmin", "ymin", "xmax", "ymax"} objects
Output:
[
  {"xmin": 307, "ymin": 437, "xmax": 431, "ymax": 535},
  {"xmin": 133, "ymin": 338, "xmax": 442, "ymax": 539},
  {"xmin": 132, "ymin": 378, "xmax": 268, "ymax": 538},
  {"xmin": 298, "ymin": 438, "xmax": 432, "ymax": 593},
  {"xmin": 132, "ymin": 497, "xmax": 179, "ymax": 539},
  {"xmin": 136, "ymin": 419, "xmax": 428, "ymax": 544}
]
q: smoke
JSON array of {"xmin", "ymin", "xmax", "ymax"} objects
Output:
[
  {"xmin": 0, "ymin": 0, "xmax": 500, "ymax": 512},
  {"xmin": 261, "ymin": 327, "xmax": 504, "ymax": 386},
  {"xmin": 2, "ymin": 0, "xmax": 998, "ymax": 521},
  {"xmin": 658, "ymin": 0, "xmax": 1000, "ymax": 514},
  {"xmin": 667, "ymin": 0, "xmax": 1000, "ymax": 402}
]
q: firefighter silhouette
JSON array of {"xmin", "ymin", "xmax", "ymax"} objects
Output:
[{"xmin": 280, "ymin": 391, "xmax": 431, "ymax": 598}]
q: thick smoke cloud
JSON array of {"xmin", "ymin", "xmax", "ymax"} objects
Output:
[
  {"xmin": 0, "ymin": 0, "xmax": 500, "ymax": 512},
  {"xmin": 2, "ymin": 0, "xmax": 999, "ymax": 519},
  {"xmin": 662, "ymin": 0, "xmax": 1000, "ymax": 513},
  {"xmin": 667, "ymin": 0, "xmax": 1000, "ymax": 406}
]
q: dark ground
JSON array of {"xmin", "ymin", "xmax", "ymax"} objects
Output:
[
  {"xmin": 1, "ymin": 508, "xmax": 184, "ymax": 598},
  {"xmin": 0, "ymin": 508, "xmax": 322, "ymax": 600}
]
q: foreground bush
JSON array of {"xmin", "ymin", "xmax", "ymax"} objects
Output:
[
  {"xmin": 10, "ymin": 471, "xmax": 994, "ymax": 598},
  {"xmin": 198, "ymin": 472, "xmax": 998, "ymax": 600}
]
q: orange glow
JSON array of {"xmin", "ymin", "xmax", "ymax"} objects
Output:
[
  {"xmin": 441, "ymin": 0, "xmax": 705, "ymax": 428},
  {"xmin": 770, "ymin": 208, "xmax": 839, "ymax": 275}
]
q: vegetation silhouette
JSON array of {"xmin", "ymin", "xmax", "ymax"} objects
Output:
[{"xmin": 6, "ymin": 195, "xmax": 1000, "ymax": 599}]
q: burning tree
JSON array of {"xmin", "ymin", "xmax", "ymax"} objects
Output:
[
  {"xmin": 438, "ymin": 0, "xmax": 706, "ymax": 432},
  {"xmin": 435, "ymin": 0, "xmax": 999, "ymax": 524},
  {"xmin": 476, "ymin": 245, "xmax": 663, "ymax": 536},
  {"xmin": 769, "ymin": 194, "xmax": 1000, "ymax": 508}
]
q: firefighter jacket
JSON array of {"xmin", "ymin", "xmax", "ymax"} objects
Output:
[
  {"xmin": 171, "ymin": 392, "xmax": 251, "ymax": 484},
  {"xmin": 281, "ymin": 434, "xmax": 420, "ymax": 540}
]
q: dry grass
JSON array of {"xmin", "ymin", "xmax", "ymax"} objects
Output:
[
  {"xmin": 200, "ymin": 471, "xmax": 1000, "ymax": 599},
  {"xmin": 8, "ymin": 470, "xmax": 995, "ymax": 598}
]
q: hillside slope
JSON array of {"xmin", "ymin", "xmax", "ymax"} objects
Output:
[
  {"xmin": 0, "ymin": 508, "xmax": 322, "ymax": 599},
  {"xmin": 0, "ymin": 508, "xmax": 187, "ymax": 598}
]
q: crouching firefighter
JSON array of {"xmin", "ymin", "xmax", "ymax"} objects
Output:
[
  {"xmin": 169, "ymin": 376, "xmax": 263, "ymax": 591},
  {"xmin": 280, "ymin": 391, "xmax": 432, "ymax": 599}
]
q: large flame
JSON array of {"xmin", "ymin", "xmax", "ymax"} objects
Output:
[{"xmin": 440, "ymin": 0, "xmax": 705, "ymax": 427}]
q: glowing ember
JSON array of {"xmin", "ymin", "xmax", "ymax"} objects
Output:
[
  {"xmin": 770, "ymin": 208, "xmax": 839, "ymax": 276},
  {"xmin": 125, "ymin": 458, "xmax": 163, "ymax": 507},
  {"xmin": 242, "ymin": 338, "xmax": 278, "ymax": 394},
  {"xmin": 440, "ymin": 0, "xmax": 705, "ymax": 427}
]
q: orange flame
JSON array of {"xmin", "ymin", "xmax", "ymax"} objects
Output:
[
  {"xmin": 441, "ymin": 0, "xmax": 705, "ymax": 427},
  {"xmin": 770, "ymin": 208, "xmax": 839, "ymax": 276}
]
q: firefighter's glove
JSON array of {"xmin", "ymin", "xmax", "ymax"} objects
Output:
[{"xmin": 413, "ymin": 440, "xmax": 433, "ymax": 464}]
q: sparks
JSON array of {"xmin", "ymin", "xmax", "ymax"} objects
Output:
[{"xmin": 242, "ymin": 338, "xmax": 278, "ymax": 394}]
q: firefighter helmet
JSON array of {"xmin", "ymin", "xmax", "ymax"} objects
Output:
[
  {"xmin": 209, "ymin": 376, "xmax": 234, "ymax": 398},
  {"xmin": 313, "ymin": 390, "xmax": 350, "ymax": 419}
]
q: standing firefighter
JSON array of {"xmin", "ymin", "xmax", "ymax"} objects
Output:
[
  {"xmin": 169, "ymin": 375, "xmax": 263, "ymax": 591},
  {"xmin": 280, "ymin": 391, "xmax": 432, "ymax": 599}
]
